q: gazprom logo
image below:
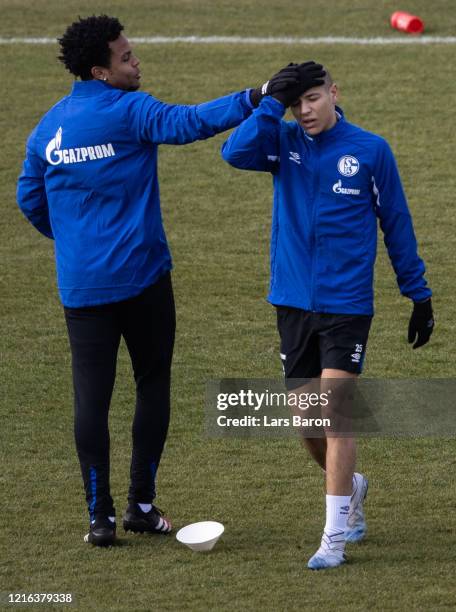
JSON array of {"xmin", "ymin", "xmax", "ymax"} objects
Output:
[
  {"xmin": 45, "ymin": 127, "xmax": 116, "ymax": 166},
  {"xmin": 333, "ymin": 180, "xmax": 361, "ymax": 195}
]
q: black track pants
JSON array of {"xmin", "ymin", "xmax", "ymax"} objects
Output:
[{"xmin": 64, "ymin": 273, "xmax": 175, "ymax": 519}]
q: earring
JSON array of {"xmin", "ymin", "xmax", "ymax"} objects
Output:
[{"xmin": 103, "ymin": 76, "xmax": 107, "ymax": 81}]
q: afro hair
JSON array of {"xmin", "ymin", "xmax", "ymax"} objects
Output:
[{"xmin": 58, "ymin": 15, "xmax": 124, "ymax": 80}]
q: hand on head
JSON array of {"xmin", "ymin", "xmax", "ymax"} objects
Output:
[{"xmin": 250, "ymin": 61, "xmax": 326, "ymax": 108}]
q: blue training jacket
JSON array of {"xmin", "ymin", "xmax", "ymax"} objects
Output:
[
  {"xmin": 221, "ymin": 97, "xmax": 431, "ymax": 315},
  {"xmin": 17, "ymin": 80, "xmax": 253, "ymax": 307}
]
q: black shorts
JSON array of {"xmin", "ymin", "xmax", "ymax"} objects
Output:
[{"xmin": 276, "ymin": 306, "xmax": 372, "ymax": 382}]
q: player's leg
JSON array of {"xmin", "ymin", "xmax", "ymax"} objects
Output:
[
  {"xmin": 321, "ymin": 369, "xmax": 357, "ymax": 495},
  {"xmin": 120, "ymin": 272, "xmax": 175, "ymax": 534},
  {"xmin": 307, "ymin": 368, "xmax": 357, "ymax": 569},
  {"xmin": 319, "ymin": 315, "xmax": 371, "ymax": 544},
  {"xmin": 320, "ymin": 372, "xmax": 368, "ymax": 543},
  {"xmin": 307, "ymin": 315, "xmax": 371, "ymax": 569},
  {"xmin": 64, "ymin": 304, "xmax": 121, "ymax": 545}
]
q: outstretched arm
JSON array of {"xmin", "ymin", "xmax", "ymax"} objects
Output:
[
  {"xmin": 125, "ymin": 61, "xmax": 325, "ymax": 150},
  {"xmin": 125, "ymin": 90, "xmax": 254, "ymax": 145}
]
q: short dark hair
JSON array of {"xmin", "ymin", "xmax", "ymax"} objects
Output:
[
  {"xmin": 323, "ymin": 68, "xmax": 334, "ymax": 88},
  {"xmin": 58, "ymin": 15, "xmax": 124, "ymax": 80}
]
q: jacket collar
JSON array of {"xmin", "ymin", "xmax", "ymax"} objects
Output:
[{"xmin": 71, "ymin": 79, "xmax": 117, "ymax": 97}]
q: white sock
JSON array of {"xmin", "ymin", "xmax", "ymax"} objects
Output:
[
  {"xmin": 324, "ymin": 494, "xmax": 351, "ymax": 536},
  {"xmin": 314, "ymin": 495, "xmax": 350, "ymax": 558},
  {"xmin": 138, "ymin": 503, "xmax": 152, "ymax": 513}
]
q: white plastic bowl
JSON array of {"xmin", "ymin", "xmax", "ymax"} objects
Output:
[{"xmin": 176, "ymin": 521, "xmax": 225, "ymax": 552}]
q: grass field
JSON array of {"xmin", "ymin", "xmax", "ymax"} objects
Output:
[{"xmin": 1, "ymin": 1, "xmax": 456, "ymax": 610}]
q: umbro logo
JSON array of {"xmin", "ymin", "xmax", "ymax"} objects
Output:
[{"xmin": 289, "ymin": 151, "xmax": 301, "ymax": 165}]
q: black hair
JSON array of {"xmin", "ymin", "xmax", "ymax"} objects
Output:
[
  {"xmin": 58, "ymin": 15, "xmax": 124, "ymax": 80},
  {"xmin": 323, "ymin": 68, "xmax": 334, "ymax": 88}
]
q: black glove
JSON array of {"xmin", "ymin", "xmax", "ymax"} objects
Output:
[
  {"xmin": 296, "ymin": 60, "xmax": 327, "ymax": 96},
  {"xmin": 408, "ymin": 298, "xmax": 434, "ymax": 349},
  {"xmin": 250, "ymin": 61, "xmax": 325, "ymax": 108}
]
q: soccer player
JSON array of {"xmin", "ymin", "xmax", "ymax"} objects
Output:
[
  {"xmin": 16, "ymin": 15, "xmax": 324, "ymax": 546},
  {"xmin": 221, "ymin": 66, "xmax": 434, "ymax": 569}
]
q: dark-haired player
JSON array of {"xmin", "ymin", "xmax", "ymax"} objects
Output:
[
  {"xmin": 17, "ymin": 15, "xmax": 325, "ymax": 546},
  {"xmin": 222, "ymin": 66, "xmax": 434, "ymax": 569}
]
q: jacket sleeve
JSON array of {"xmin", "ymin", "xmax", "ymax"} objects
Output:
[
  {"xmin": 221, "ymin": 96, "xmax": 284, "ymax": 172},
  {"xmin": 125, "ymin": 90, "xmax": 253, "ymax": 145},
  {"xmin": 373, "ymin": 138, "xmax": 431, "ymax": 301},
  {"xmin": 16, "ymin": 134, "xmax": 54, "ymax": 239}
]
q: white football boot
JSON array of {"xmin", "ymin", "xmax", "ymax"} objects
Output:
[{"xmin": 307, "ymin": 530, "xmax": 347, "ymax": 570}]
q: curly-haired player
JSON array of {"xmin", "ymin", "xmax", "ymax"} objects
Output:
[{"xmin": 58, "ymin": 15, "xmax": 125, "ymax": 82}]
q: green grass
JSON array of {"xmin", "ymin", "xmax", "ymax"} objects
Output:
[
  {"xmin": 3, "ymin": 0, "xmax": 456, "ymax": 37},
  {"xmin": 1, "ymin": 1, "xmax": 456, "ymax": 610}
]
